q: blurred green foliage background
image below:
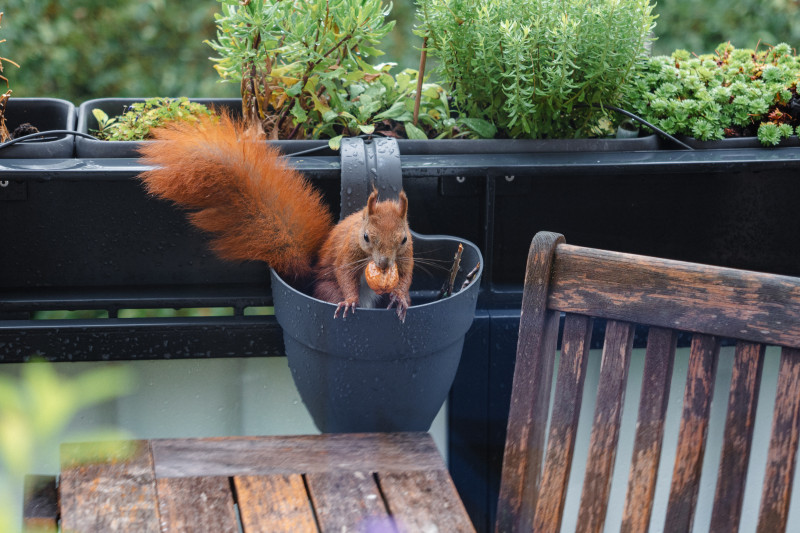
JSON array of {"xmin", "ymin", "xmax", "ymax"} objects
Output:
[{"xmin": 2, "ymin": 0, "xmax": 799, "ymax": 103}]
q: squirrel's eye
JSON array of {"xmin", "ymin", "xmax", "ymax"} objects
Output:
[
  {"xmin": 363, "ymin": 233, "xmax": 370, "ymax": 243},
  {"xmin": 401, "ymin": 235, "xmax": 408, "ymax": 245}
]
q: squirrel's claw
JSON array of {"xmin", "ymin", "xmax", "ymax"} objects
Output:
[
  {"xmin": 387, "ymin": 292, "xmax": 410, "ymax": 323},
  {"xmin": 334, "ymin": 298, "xmax": 358, "ymax": 319}
]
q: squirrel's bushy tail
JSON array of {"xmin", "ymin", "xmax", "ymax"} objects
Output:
[{"xmin": 138, "ymin": 113, "xmax": 333, "ymax": 279}]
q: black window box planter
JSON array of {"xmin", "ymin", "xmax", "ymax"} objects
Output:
[
  {"xmin": 75, "ymin": 97, "xmax": 661, "ymax": 158},
  {"xmin": 1, "ymin": 97, "xmax": 76, "ymax": 158}
]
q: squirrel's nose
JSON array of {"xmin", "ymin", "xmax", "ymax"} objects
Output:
[{"xmin": 376, "ymin": 257, "xmax": 391, "ymax": 270}]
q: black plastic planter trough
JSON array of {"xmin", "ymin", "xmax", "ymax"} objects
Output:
[{"xmin": 1, "ymin": 97, "xmax": 76, "ymax": 158}]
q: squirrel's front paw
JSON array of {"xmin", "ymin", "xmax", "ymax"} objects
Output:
[
  {"xmin": 334, "ymin": 298, "xmax": 358, "ymax": 319},
  {"xmin": 387, "ymin": 291, "xmax": 410, "ymax": 322}
]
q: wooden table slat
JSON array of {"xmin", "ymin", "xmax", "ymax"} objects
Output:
[
  {"xmin": 156, "ymin": 476, "xmax": 239, "ymax": 533},
  {"xmin": 306, "ymin": 471, "xmax": 392, "ymax": 532},
  {"xmin": 151, "ymin": 432, "xmax": 443, "ymax": 478},
  {"xmin": 379, "ymin": 470, "xmax": 477, "ymax": 533},
  {"xmin": 23, "ymin": 475, "xmax": 58, "ymax": 531},
  {"xmin": 59, "ymin": 440, "xmax": 160, "ymax": 533},
  {"xmin": 234, "ymin": 474, "xmax": 319, "ymax": 533}
]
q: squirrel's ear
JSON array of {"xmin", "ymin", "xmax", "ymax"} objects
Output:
[
  {"xmin": 367, "ymin": 189, "xmax": 379, "ymax": 216},
  {"xmin": 398, "ymin": 190, "xmax": 408, "ymax": 218}
]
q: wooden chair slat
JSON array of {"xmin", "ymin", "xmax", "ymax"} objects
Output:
[
  {"xmin": 709, "ymin": 341, "xmax": 767, "ymax": 531},
  {"xmin": 576, "ymin": 320, "xmax": 636, "ymax": 533},
  {"xmin": 621, "ymin": 327, "xmax": 678, "ymax": 533},
  {"xmin": 59, "ymin": 440, "xmax": 160, "ymax": 533},
  {"xmin": 663, "ymin": 334, "xmax": 720, "ymax": 533},
  {"xmin": 548, "ymin": 244, "xmax": 800, "ymax": 349},
  {"xmin": 233, "ymin": 474, "xmax": 319, "ymax": 533},
  {"xmin": 496, "ymin": 231, "xmax": 565, "ymax": 533},
  {"xmin": 533, "ymin": 313, "xmax": 593, "ymax": 533},
  {"xmin": 156, "ymin": 476, "xmax": 239, "ymax": 533},
  {"xmin": 378, "ymin": 470, "xmax": 477, "ymax": 533},
  {"xmin": 756, "ymin": 347, "xmax": 800, "ymax": 533},
  {"xmin": 305, "ymin": 471, "xmax": 391, "ymax": 532}
]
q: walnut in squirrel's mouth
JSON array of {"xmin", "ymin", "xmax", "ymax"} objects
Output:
[{"xmin": 364, "ymin": 262, "xmax": 399, "ymax": 294}]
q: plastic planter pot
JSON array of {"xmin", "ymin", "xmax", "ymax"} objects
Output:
[
  {"xmin": 75, "ymin": 97, "xmax": 345, "ymax": 157},
  {"xmin": 1, "ymin": 97, "xmax": 76, "ymax": 158},
  {"xmin": 75, "ymin": 98, "xmax": 243, "ymax": 158},
  {"xmin": 272, "ymin": 137, "xmax": 483, "ymax": 433}
]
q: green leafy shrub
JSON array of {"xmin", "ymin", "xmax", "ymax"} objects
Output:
[
  {"xmin": 627, "ymin": 42, "xmax": 800, "ymax": 145},
  {"xmin": 92, "ymin": 97, "xmax": 215, "ymax": 141},
  {"xmin": 415, "ymin": 0, "xmax": 657, "ymax": 139},
  {"xmin": 207, "ymin": 0, "xmax": 458, "ymax": 142},
  {"xmin": 2, "ymin": 1, "xmax": 238, "ymax": 102}
]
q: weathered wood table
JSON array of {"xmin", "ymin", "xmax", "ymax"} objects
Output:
[{"xmin": 55, "ymin": 431, "xmax": 475, "ymax": 532}]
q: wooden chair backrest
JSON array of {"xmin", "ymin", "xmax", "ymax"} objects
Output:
[{"xmin": 496, "ymin": 231, "xmax": 800, "ymax": 533}]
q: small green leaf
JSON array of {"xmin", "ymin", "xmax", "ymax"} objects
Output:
[
  {"xmin": 286, "ymin": 81, "xmax": 303, "ymax": 97},
  {"xmin": 345, "ymin": 70, "xmax": 365, "ymax": 83},
  {"xmin": 359, "ymin": 45, "xmax": 385, "ymax": 57},
  {"xmin": 290, "ymin": 102, "xmax": 308, "ymax": 122},
  {"xmin": 328, "ymin": 135, "xmax": 343, "ymax": 150},
  {"xmin": 459, "ymin": 118, "xmax": 497, "ymax": 139},
  {"xmin": 358, "ymin": 123, "xmax": 376, "ymax": 134},
  {"xmin": 92, "ymin": 108, "xmax": 110, "ymax": 125},
  {"xmin": 404, "ymin": 122, "xmax": 428, "ymax": 139}
]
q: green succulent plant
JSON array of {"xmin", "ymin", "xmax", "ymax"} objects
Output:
[
  {"xmin": 92, "ymin": 97, "xmax": 215, "ymax": 141},
  {"xmin": 626, "ymin": 42, "xmax": 800, "ymax": 146}
]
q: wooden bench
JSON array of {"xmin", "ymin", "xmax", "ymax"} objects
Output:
[{"xmin": 495, "ymin": 231, "xmax": 800, "ymax": 533}]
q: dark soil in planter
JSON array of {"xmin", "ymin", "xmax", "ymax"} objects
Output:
[{"xmin": 0, "ymin": 97, "xmax": 76, "ymax": 158}]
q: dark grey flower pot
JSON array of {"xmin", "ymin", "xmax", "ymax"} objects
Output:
[
  {"xmin": 271, "ymin": 233, "xmax": 482, "ymax": 433},
  {"xmin": 272, "ymin": 137, "xmax": 483, "ymax": 433},
  {"xmin": 1, "ymin": 97, "xmax": 76, "ymax": 158}
]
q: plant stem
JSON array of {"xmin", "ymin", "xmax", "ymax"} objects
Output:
[{"xmin": 413, "ymin": 36, "xmax": 428, "ymax": 126}]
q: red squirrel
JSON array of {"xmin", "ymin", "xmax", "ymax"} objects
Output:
[{"xmin": 137, "ymin": 113, "xmax": 413, "ymax": 320}]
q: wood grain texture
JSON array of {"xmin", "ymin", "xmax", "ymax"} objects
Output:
[
  {"xmin": 533, "ymin": 313, "xmax": 593, "ymax": 533},
  {"xmin": 151, "ymin": 432, "xmax": 444, "ymax": 478},
  {"xmin": 495, "ymin": 233, "xmax": 800, "ymax": 533},
  {"xmin": 663, "ymin": 334, "xmax": 720, "ymax": 533},
  {"xmin": 305, "ymin": 471, "xmax": 391, "ymax": 532},
  {"xmin": 23, "ymin": 475, "xmax": 58, "ymax": 531},
  {"xmin": 156, "ymin": 476, "xmax": 238, "ymax": 533},
  {"xmin": 379, "ymin": 470, "xmax": 477, "ymax": 532},
  {"xmin": 234, "ymin": 474, "xmax": 318, "ymax": 533},
  {"xmin": 496, "ymin": 231, "xmax": 564, "ymax": 533},
  {"xmin": 621, "ymin": 327, "xmax": 678, "ymax": 533},
  {"xmin": 709, "ymin": 341, "xmax": 766, "ymax": 532},
  {"xmin": 548, "ymin": 244, "xmax": 800, "ymax": 349},
  {"xmin": 59, "ymin": 440, "xmax": 160, "ymax": 533},
  {"xmin": 576, "ymin": 320, "xmax": 635, "ymax": 533},
  {"xmin": 757, "ymin": 347, "xmax": 800, "ymax": 533}
]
